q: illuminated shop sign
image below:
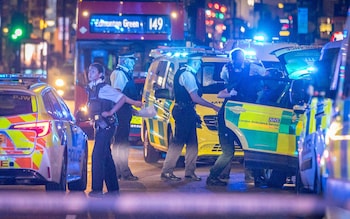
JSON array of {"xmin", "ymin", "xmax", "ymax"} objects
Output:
[{"xmin": 90, "ymin": 14, "xmax": 171, "ymax": 34}]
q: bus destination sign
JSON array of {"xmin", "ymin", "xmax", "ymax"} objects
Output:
[{"xmin": 90, "ymin": 14, "xmax": 171, "ymax": 34}]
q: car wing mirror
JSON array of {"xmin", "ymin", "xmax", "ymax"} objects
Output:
[{"xmin": 293, "ymin": 104, "xmax": 306, "ymax": 115}]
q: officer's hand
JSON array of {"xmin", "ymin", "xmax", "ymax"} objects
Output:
[
  {"xmin": 229, "ymin": 89, "xmax": 237, "ymax": 96},
  {"xmin": 101, "ymin": 111, "xmax": 109, "ymax": 117},
  {"xmin": 217, "ymin": 88, "xmax": 230, "ymax": 98},
  {"xmin": 213, "ymin": 105, "xmax": 220, "ymax": 112},
  {"xmin": 134, "ymin": 100, "xmax": 143, "ymax": 108}
]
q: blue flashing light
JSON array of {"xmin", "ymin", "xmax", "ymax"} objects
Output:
[
  {"xmin": 244, "ymin": 50, "xmax": 256, "ymax": 59},
  {"xmin": 253, "ymin": 35, "xmax": 265, "ymax": 42},
  {"xmin": 173, "ymin": 52, "xmax": 181, "ymax": 57},
  {"xmin": 307, "ymin": 66, "xmax": 315, "ymax": 73},
  {"xmin": 0, "ymin": 73, "xmax": 45, "ymax": 82}
]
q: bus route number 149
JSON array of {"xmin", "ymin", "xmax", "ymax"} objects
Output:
[{"xmin": 148, "ymin": 17, "xmax": 164, "ymax": 31}]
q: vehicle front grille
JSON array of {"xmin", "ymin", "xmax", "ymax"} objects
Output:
[{"xmin": 203, "ymin": 115, "xmax": 218, "ymax": 131}]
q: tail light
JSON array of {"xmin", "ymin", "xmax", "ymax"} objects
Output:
[{"xmin": 10, "ymin": 121, "xmax": 51, "ymax": 137}]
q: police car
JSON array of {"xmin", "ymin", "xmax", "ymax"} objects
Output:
[
  {"xmin": 296, "ymin": 41, "xmax": 340, "ymax": 194},
  {"xmin": 141, "ymin": 47, "xmax": 244, "ymax": 164},
  {"xmin": 296, "ymin": 8, "xmax": 350, "ymax": 217},
  {"xmin": 223, "ymin": 45, "xmax": 321, "ymax": 188},
  {"xmin": 0, "ymin": 74, "xmax": 88, "ymax": 191}
]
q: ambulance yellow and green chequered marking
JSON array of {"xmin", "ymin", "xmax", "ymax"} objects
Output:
[{"xmin": 224, "ymin": 101, "xmax": 301, "ymax": 157}]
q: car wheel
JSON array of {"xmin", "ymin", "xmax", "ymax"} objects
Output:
[
  {"xmin": 295, "ymin": 168, "xmax": 305, "ymax": 194},
  {"xmin": 266, "ymin": 170, "xmax": 287, "ymax": 188},
  {"xmin": 253, "ymin": 169, "xmax": 287, "ymax": 188},
  {"xmin": 313, "ymin": 162, "xmax": 322, "ymax": 195},
  {"xmin": 46, "ymin": 151, "xmax": 67, "ymax": 192},
  {"xmin": 143, "ymin": 127, "xmax": 160, "ymax": 163},
  {"xmin": 68, "ymin": 142, "xmax": 88, "ymax": 191}
]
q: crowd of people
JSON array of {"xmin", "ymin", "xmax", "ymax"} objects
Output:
[{"xmin": 86, "ymin": 49, "xmax": 257, "ymax": 197}]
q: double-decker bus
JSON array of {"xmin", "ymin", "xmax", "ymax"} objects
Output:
[{"xmin": 74, "ymin": 0, "xmax": 185, "ymax": 138}]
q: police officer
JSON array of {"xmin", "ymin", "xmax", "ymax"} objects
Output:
[
  {"xmin": 207, "ymin": 49, "xmax": 250, "ymax": 186},
  {"xmin": 206, "ymin": 48, "xmax": 264, "ymax": 186},
  {"xmin": 110, "ymin": 54, "xmax": 139, "ymax": 181},
  {"xmin": 161, "ymin": 54, "xmax": 220, "ymax": 181},
  {"xmin": 87, "ymin": 62, "xmax": 141, "ymax": 197}
]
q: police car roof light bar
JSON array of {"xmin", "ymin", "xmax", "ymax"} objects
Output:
[
  {"xmin": 0, "ymin": 73, "xmax": 45, "ymax": 85},
  {"xmin": 149, "ymin": 47, "xmax": 227, "ymax": 58}
]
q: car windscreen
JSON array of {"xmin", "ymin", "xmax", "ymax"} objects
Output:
[
  {"xmin": 273, "ymin": 47, "xmax": 321, "ymax": 80},
  {"xmin": 0, "ymin": 92, "xmax": 35, "ymax": 116}
]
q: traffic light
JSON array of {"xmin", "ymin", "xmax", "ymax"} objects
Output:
[
  {"xmin": 8, "ymin": 12, "xmax": 30, "ymax": 43},
  {"xmin": 10, "ymin": 27, "xmax": 24, "ymax": 41}
]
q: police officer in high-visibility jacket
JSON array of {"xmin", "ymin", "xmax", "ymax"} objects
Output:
[
  {"xmin": 160, "ymin": 54, "xmax": 220, "ymax": 181},
  {"xmin": 87, "ymin": 62, "xmax": 141, "ymax": 197},
  {"xmin": 110, "ymin": 54, "xmax": 140, "ymax": 181}
]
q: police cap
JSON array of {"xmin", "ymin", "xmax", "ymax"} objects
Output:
[{"xmin": 119, "ymin": 53, "xmax": 138, "ymax": 60}]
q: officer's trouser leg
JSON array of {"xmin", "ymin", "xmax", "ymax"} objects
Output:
[
  {"xmin": 104, "ymin": 127, "xmax": 119, "ymax": 191},
  {"xmin": 113, "ymin": 114, "xmax": 132, "ymax": 177},
  {"xmin": 184, "ymin": 125, "xmax": 198, "ymax": 176},
  {"xmin": 162, "ymin": 141, "xmax": 183, "ymax": 174},
  {"xmin": 209, "ymin": 128, "xmax": 235, "ymax": 179}
]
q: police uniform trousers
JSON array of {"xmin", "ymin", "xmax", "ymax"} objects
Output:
[
  {"xmin": 209, "ymin": 104, "xmax": 235, "ymax": 179},
  {"xmin": 92, "ymin": 125, "xmax": 119, "ymax": 192},
  {"xmin": 162, "ymin": 105, "xmax": 198, "ymax": 176},
  {"xmin": 113, "ymin": 105, "xmax": 134, "ymax": 178}
]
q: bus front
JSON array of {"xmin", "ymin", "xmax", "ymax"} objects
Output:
[{"xmin": 74, "ymin": 0, "xmax": 185, "ymax": 138}]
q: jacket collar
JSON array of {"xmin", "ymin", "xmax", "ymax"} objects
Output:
[
  {"xmin": 185, "ymin": 64, "xmax": 196, "ymax": 74},
  {"xmin": 116, "ymin": 64, "xmax": 130, "ymax": 73},
  {"xmin": 89, "ymin": 78, "xmax": 104, "ymax": 89}
]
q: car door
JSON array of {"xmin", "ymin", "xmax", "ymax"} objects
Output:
[
  {"xmin": 142, "ymin": 59, "xmax": 173, "ymax": 150},
  {"xmin": 224, "ymin": 76, "xmax": 298, "ymax": 156},
  {"xmin": 56, "ymin": 94, "xmax": 86, "ymax": 180}
]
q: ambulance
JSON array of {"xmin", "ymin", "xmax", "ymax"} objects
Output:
[
  {"xmin": 297, "ymin": 40, "xmax": 340, "ymax": 194},
  {"xmin": 311, "ymin": 7, "xmax": 350, "ymax": 217},
  {"xmin": 141, "ymin": 47, "xmax": 240, "ymax": 164}
]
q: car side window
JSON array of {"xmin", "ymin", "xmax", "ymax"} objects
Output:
[
  {"xmin": 256, "ymin": 77, "xmax": 292, "ymax": 108},
  {"xmin": 154, "ymin": 61, "xmax": 168, "ymax": 89},
  {"xmin": 165, "ymin": 62, "xmax": 175, "ymax": 97},
  {"xmin": 57, "ymin": 96, "xmax": 75, "ymax": 122},
  {"xmin": 43, "ymin": 90, "xmax": 64, "ymax": 120}
]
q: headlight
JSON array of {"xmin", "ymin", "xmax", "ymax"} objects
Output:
[
  {"xmin": 55, "ymin": 78, "xmax": 65, "ymax": 87},
  {"xmin": 80, "ymin": 105, "xmax": 88, "ymax": 113}
]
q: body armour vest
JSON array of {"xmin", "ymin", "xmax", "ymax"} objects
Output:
[
  {"xmin": 116, "ymin": 67, "xmax": 138, "ymax": 100},
  {"xmin": 225, "ymin": 62, "xmax": 250, "ymax": 92},
  {"xmin": 116, "ymin": 67, "xmax": 138, "ymax": 112},
  {"xmin": 173, "ymin": 67, "xmax": 202, "ymax": 105},
  {"xmin": 86, "ymin": 82, "xmax": 114, "ymax": 119}
]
